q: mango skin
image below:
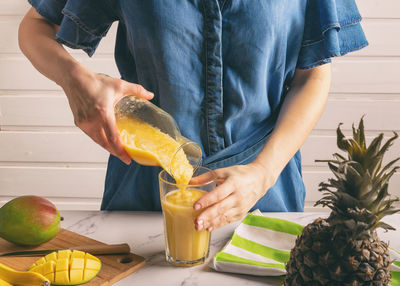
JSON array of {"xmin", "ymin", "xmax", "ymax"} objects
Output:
[{"xmin": 0, "ymin": 195, "xmax": 61, "ymax": 246}]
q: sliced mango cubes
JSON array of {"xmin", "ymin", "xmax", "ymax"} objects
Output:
[{"xmin": 29, "ymin": 249, "xmax": 101, "ymax": 285}]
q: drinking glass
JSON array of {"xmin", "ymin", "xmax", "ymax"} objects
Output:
[{"xmin": 159, "ymin": 166, "xmax": 216, "ymax": 266}]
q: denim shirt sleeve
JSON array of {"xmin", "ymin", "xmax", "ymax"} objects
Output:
[
  {"xmin": 28, "ymin": 0, "xmax": 117, "ymax": 56},
  {"xmin": 296, "ymin": 0, "xmax": 368, "ymax": 70}
]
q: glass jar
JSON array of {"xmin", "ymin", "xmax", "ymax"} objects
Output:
[{"xmin": 114, "ymin": 95, "xmax": 202, "ymax": 179}]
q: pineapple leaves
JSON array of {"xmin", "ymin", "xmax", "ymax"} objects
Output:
[
  {"xmin": 374, "ymin": 221, "xmax": 396, "ymax": 232},
  {"xmin": 354, "ymin": 116, "xmax": 366, "ymax": 149},
  {"xmin": 327, "ymin": 162, "xmax": 347, "ymax": 182},
  {"xmin": 370, "ymin": 184, "xmax": 389, "ymax": 213},
  {"xmin": 333, "ymin": 153, "xmax": 346, "ymax": 161},
  {"xmin": 336, "ymin": 123, "xmax": 352, "ymax": 153},
  {"xmin": 316, "ymin": 117, "xmax": 400, "ymax": 234},
  {"xmin": 337, "ymin": 118, "xmax": 368, "ymax": 160},
  {"xmin": 365, "ymin": 133, "xmax": 384, "ymax": 159},
  {"xmin": 376, "ymin": 167, "xmax": 400, "ymax": 194},
  {"xmin": 377, "ymin": 158, "xmax": 400, "ymax": 179},
  {"xmin": 349, "ymin": 139, "xmax": 365, "ymax": 162},
  {"xmin": 376, "ymin": 198, "xmax": 400, "ymax": 217},
  {"xmin": 376, "ymin": 132, "xmax": 399, "ymax": 158}
]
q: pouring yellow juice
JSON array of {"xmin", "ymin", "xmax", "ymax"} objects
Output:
[
  {"xmin": 117, "ymin": 116, "xmax": 193, "ymax": 186},
  {"xmin": 116, "ymin": 114, "xmax": 214, "ymax": 266}
]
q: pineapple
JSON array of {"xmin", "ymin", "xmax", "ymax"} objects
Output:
[{"xmin": 285, "ymin": 118, "xmax": 400, "ymax": 286}]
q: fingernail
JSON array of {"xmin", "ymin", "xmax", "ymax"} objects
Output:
[
  {"xmin": 207, "ymin": 227, "xmax": 213, "ymax": 232},
  {"xmin": 194, "ymin": 203, "xmax": 201, "ymax": 210},
  {"xmin": 147, "ymin": 92, "xmax": 154, "ymax": 98},
  {"xmin": 197, "ymin": 219, "xmax": 203, "ymax": 231}
]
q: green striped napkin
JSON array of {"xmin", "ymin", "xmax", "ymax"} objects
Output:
[{"xmin": 210, "ymin": 210, "xmax": 400, "ymax": 285}]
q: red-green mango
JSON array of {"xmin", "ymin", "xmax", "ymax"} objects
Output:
[{"xmin": 0, "ymin": 196, "xmax": 61, "ymax": 246}]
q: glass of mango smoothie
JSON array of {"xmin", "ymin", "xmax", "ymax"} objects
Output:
[
  {"xmin": 115, "ymin": 95, "xmax": 210, "ymax": 266},
  {"xmin": 159, "ymin": 167, "xmax": 216, "ymax": 267}
]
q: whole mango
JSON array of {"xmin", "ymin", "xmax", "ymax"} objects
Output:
[{"xmin": 0, "ymin": 195, "xmax": 61, "ymax": 246}]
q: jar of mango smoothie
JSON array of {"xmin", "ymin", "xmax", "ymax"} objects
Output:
[{"xmin": 114, "ymin": 95, "xmax": 202, "ymax": 185}]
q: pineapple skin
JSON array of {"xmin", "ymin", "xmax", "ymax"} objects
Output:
[
  {"xmin": 284, "ymin": 218, "xmax": 391, "ymax": 286},
  {"xmin": 284, "ymin": 118, "xmax": 399, "ymax": 286}
]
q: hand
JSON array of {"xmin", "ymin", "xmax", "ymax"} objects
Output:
[
  {"xmin": 62, "ymin": 67, "xmax": 154, "ymax": 164},
  {"xmin": 193, "ymin": 162, "xmax": 276, "ymax": 232}
]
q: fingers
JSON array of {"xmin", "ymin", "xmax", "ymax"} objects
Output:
[
  {"xmin": 79, "ymin": 122, "xmax": 111, "ymax": 153},
  {"xmin": 195, "ymin": 194, "xmax": 244, "ymax": 231},
  {"xmin": 77, "ymin": 114, "xmax": 131, "ymax": 165},
  {"xmin": 102, "ymin": 109, "xmax": 131, "ymax": 165},
  {"xmin": 120, "ymin": 80, "xmax": 154, "ymax": 100},
  {"xmin": 193, "ymin": 177, "xmax": 235, "ymax": 211},
  {"xmin": 192, "ymin": 165, "xmax": 268, "ymax": 232},
  {"xmin": 92, "ymin": 127, "xmax": 112, "ymax": 152},
  {"xmin": 189, "ymin": 171, "xmax": 215, "ymax": 185},
  {"xmin": 69, "ymin": 74, "xmax": 151, "ymax": 165}
]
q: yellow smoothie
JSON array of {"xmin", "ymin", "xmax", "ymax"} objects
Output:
[
  {"xmin": 116, "ymin": 116, "xmax": 193, "ymax": 186},
  {"xmin": 161, "ymin": 189, "xmax": 210, "ymax": 263}
]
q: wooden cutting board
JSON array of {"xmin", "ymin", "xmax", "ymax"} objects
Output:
[{"xmin": 0, "ymin": 229, "xmax": 146, "ymax": 285}]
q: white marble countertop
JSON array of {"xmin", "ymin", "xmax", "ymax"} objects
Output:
[{"xmin": 60, "ymin": 211, "xmax": 400, "ymax": 286}]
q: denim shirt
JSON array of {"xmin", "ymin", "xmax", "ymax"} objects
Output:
[{"xmin": 29, "ymin": 0, "xmax": 368, "ymax": 211}]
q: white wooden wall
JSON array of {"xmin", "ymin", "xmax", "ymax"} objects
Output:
[{"xmin": 0, "ymin": 0, "xmax": 399, "ymax": 211}]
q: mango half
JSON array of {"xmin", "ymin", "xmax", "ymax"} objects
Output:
[{"xmin": 29, "ymin": 250, "xmax": 101, "ymax": 285}]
